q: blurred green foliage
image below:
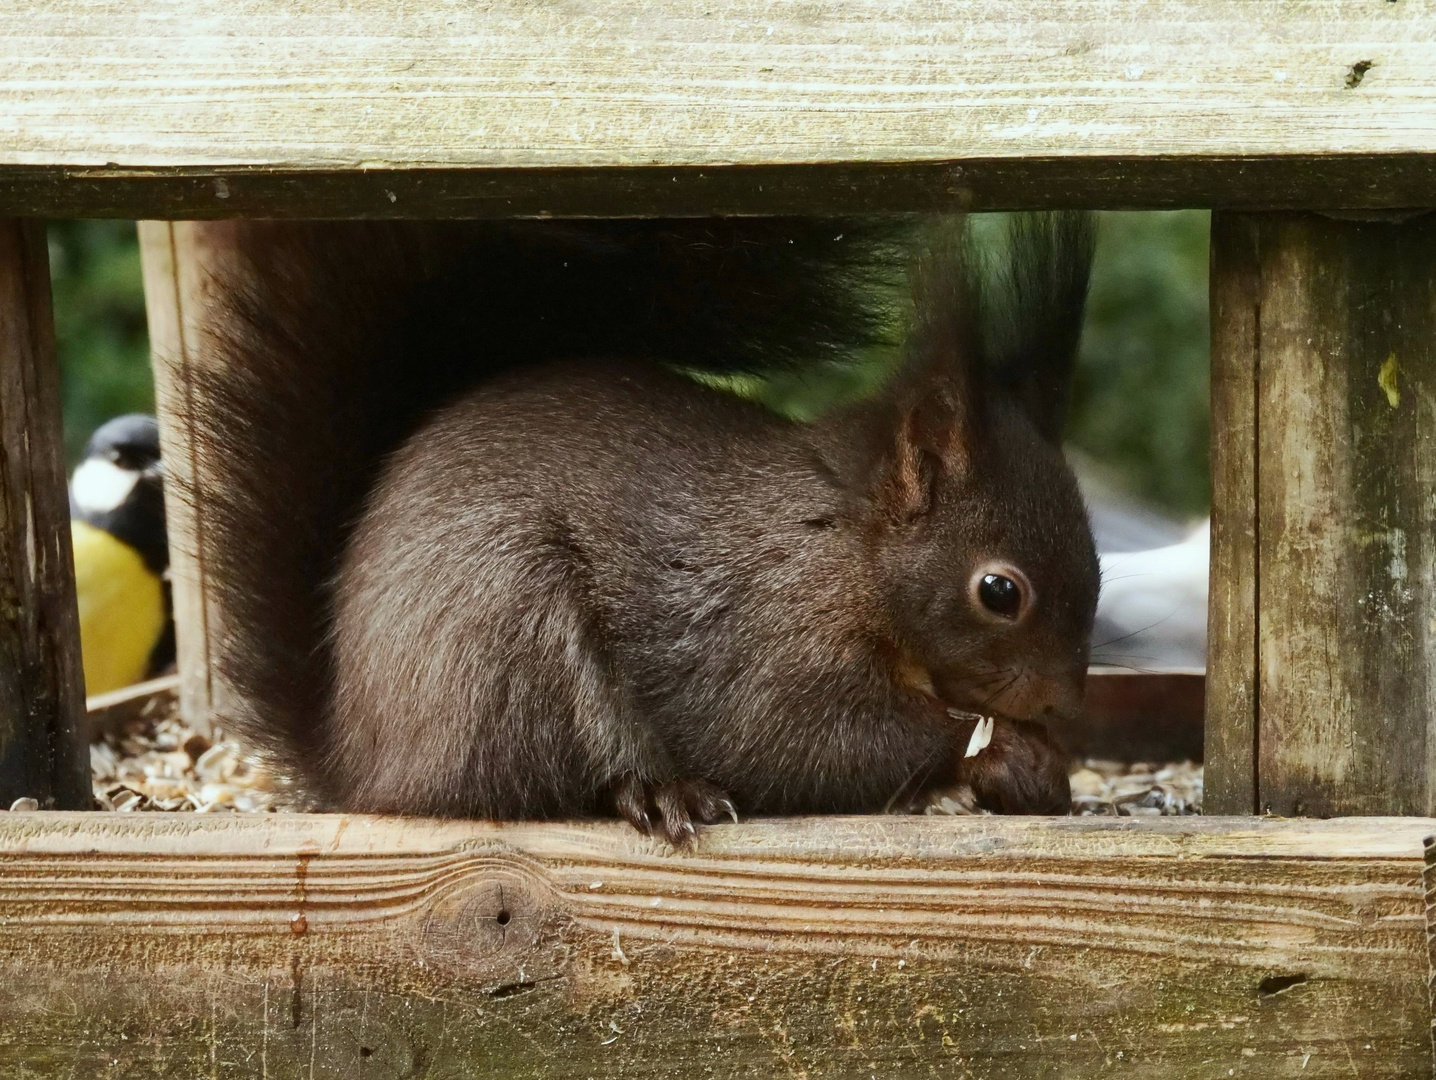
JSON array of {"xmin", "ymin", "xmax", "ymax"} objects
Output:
[
  {"xmin": 756, "ymin": 210, "xmax": 1213, "ymax": 517},
  {"xmin": 1071, "ymin": 211, "xmax": 1211, "ymax": 517},
  {"xmin": 48, "ymin": 221, "xmax": 154, "ymax": 466},
  {"xmin": 48, "ymin": 213, "xmax": 1211, "ymax": 514}
]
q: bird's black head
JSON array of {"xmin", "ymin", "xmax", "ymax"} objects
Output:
[
  {"xmin": 71, "ymin": 413, "xmax": 168, "ymax": 574},
  {"xmin": 84, "ymin": 414, "xmax": 161, "ymax": 471}
]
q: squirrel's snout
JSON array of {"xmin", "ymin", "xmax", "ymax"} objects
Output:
[{"xmin": 975, "ymin": 668, "xmax": 1085, "ymax": 725}]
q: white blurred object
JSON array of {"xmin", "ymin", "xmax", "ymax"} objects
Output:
[
  {"xmin": 1086, "ymin": 491, "xmax": 1188, "ymax": 554},
  {"xmin": 1069, "ymin": 455, "xmax": 1210, "ymax": 673},
  {"xmin": 1093, "ymin": 521, "xmax": 1209, "ymax": 673}
]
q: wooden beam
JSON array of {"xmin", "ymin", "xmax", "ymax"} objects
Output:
[
  {"xmin": 1072, "ymin": 671, "xmax": 1204, "ymax": 764},
  {"xmin": 85, "ymin": 672, "xmax": 179, "ymax": 734},
  {"xmin": 1207, "ymin": 211, "xmax": 1436, "ymax": 816},
  {"xmin": 0, "ymin": 221, "xmax": 87, "ymax": 811},
  {"xmin": 2, "ymin": 2, "xmax": 1436, "ymax": 217},
  {"xmin": 137, "ymin": 221, "xmax": 242, "ymax": 740},
  {"xmin": 1206, "ymin": 213, "xmax": 1261, "ymax": 814},
  {"xmin": 1423, "ymin": 832, "xmax": 1436, "ymax": 1073},
  {"xmin": 5, "ymin": 157, "xmax": 1436, "ymax": 220},
  {"xmin": 0, "ymin": 813, "xmax": 1431, "ymax": 1077}
]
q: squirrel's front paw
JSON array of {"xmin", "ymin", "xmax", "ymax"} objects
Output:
[
  {"xmin": 611, "ymin": 775, "xmax": 739, "ymax": 846},
  {"xmin": 946, "ymin": 717, "xmax": 1071, "ymax": 815}
]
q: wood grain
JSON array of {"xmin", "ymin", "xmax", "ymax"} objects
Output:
[
  {"xmin": 85, "ymin": 672, "xmax": 179, "ymax": 734},
  {"xmin": 0, "ymin": 221, "xmax": 88, "ymax": 810},
  {"xmin": 0, "ymin": 812, "xmax": 1431, "ymax": 1077},
  {"xmin": 1256, "ymin": 214, "xmax": 1436, "ymax": 816},
  {"xmin": 2, "ymin": 2, "xmax": 1436, "ymax": 216},
  {"xmin": 137, "ymin": 221, "xmax": 240, "ymax": 741},
  {"xmin": 1206, "ymin": 213, "xmax": 1261, "ymax": 814},
  {"xmin": 1210, "ymin": 212, "xmax": 1436, "ymax": 815},
  {"xmin": 1423, "ymin": 832, "xmax": 1436, "ymax": 1073}
]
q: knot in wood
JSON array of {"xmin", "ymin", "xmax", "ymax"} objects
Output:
[{"xmin": 416, "ymin": 863, "xmax": 564, "ymax": 991}]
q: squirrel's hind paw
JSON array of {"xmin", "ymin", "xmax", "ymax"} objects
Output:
[{"xmin": 611, "ymin": 775, "xmax": 738, "ymax": 847}]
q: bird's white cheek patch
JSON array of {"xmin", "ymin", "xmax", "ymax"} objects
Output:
[{"xmin": 71, "ymin": 458, "xmax": 139, "ymax": 515}]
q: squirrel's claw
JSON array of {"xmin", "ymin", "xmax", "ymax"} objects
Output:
[
  {"xmin": 611, "ymin": 774, "xmax": 653, "ymax": 835},
  {"xmin": 611, "ymin": 775, "xmax": 738, "ymax": 847}
]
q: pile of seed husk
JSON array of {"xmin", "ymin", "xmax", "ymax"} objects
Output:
[
  {"xmin": 1066, "ymin": 759, "xmax": 1201, "ymax": 815},
  {"xmin": 924, "ymin": 758, "xmax": 1202, "ymax": 817},
  {"xmin": 90, "ymin": 703, "xmax": 278, "ymax": 813},
  {"xmin": 88, "ymin": 691, "xmax": 1201, "ymax": 816}
]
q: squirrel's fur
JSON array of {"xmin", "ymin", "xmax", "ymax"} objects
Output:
[{"xmin": 186, "ymin": 216, "xmax": 1098, "ymax": 835}]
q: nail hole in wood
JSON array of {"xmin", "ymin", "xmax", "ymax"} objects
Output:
[
  {"xmin": 1345, "ymin": 60, "xmax": 1374, "ymax": 88},
  {"xmin": 1257, "ymin": 973, "xmax": 1308, "ymax": 998},
  {"xmin": 488, "ymin": 981, "xmax": 537, "ymax": 999}
]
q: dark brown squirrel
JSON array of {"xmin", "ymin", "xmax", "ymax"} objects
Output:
[{"xmin": 187, "ymin": 213, "xmax": 1098, "ymax": 842}]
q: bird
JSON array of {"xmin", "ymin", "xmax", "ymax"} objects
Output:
[{"xmin": 68, "ymin": 414, "xmax": 173, "ymax": 696}]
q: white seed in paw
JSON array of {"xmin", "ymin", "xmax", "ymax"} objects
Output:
[{"xmin": 963, "ymin": 716, "xmax": 994, "ymax": 759}]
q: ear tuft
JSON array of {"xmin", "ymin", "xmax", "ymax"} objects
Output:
[{"xmin": 983, "ymin": 212, "xmax": 1097, "ymax": 443}]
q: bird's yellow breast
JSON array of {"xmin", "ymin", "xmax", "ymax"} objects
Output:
[{"xmin": 71, "ymin": 519, "xmax": 165, "ymax": 696}]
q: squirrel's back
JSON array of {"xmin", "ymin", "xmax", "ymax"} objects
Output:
[{"xmin": 328, "ymin": 358, "xmax": 892, "ymax": 815}]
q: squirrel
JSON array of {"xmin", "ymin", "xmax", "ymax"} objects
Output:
[{"xmin": 184, "ymin": 214, "xmax": 1098, "ymax": 842}]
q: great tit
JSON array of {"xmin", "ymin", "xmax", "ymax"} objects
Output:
[{"xmin": 69, "ymin": 414, "xmax": 173, "ymax": 696}]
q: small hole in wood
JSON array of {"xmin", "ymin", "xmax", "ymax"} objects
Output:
[
  {"xmin": 1345, "ymin": 60, "xmax": 1374, "ymax": 88},
  {"xmin": 1257, "ymin": 973, "xmax": 1308, "ymax": 998},
  {"xmin": 496, "ymin": 909, "xmax": 511, "ymax": 925},
  {"xmin": 488, "ymin": 980, "xmax": 536, "ymax": 999},
  {"xmin": 359, "ymin": 1047, "xmax": 374, "ymax": 1059}
]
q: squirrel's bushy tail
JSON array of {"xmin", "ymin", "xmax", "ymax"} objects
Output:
[{"xmin": 183, "ymin": 219, "xmax": 907, "ymax": 797}]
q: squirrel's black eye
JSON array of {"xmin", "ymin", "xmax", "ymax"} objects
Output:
[{"xmin": 978, "ymin": 574, "xmax": 1022, "ymax": 618}]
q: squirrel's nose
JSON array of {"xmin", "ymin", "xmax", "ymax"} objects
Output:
[{"xmin": 992, "ymin": 669, "xmax": 1085, "ymax": 724}]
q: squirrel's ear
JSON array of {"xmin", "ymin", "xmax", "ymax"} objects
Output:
[
  {"xmin": 872, "ymin": 250, "xmax": 983, "ymax": 521},
  {"xmin": 872, "ymin": 219, "xmax": 983, "ymax": 521},
  {"xmin": 877, "ymin": 383, "xmax": 975, "ymax": 521}
]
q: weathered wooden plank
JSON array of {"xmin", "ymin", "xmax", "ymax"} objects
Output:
[
  {"xmin": 1068, "ymin": 671, "xmax": 1204, "ymax": 764},
  {"xmin": 1206, "ymin": 213, "xmax": 1261, "ymax": 815},
  {"xmin": 1208, "ymin": 212, "xmax": 1436, "ymax": 817},
  {"xmin": 0, "ymin": 813, "xmax": 1431, "ymax": 1077},
  {"xmin": 3, "ymin": 2, "xmax": 1436, "ymax": 217},
  {"xmin": 4, "ymin": 156, "xmax": 1436, "ymax": 219},
  {"xmin": 0, "ymin": 221, "xmax": 87, "ymax": 810},
  {"xmin": 1422, "ymin": 832, "xmax": 1436, "ymax": 1072},
  {"xmin": 85, "ymin": 672, "xmax": 179, "ymax": 734},
  {"xmin": 137, "ymin": 221, "xmax": 239, "ymax": 740},
  {"xmin": 1262, "ymin": 212, "xmax": 1436, "ymax": 816}
]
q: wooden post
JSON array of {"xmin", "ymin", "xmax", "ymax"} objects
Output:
[
  {"xmin": 137, "ymin": 221, "xmax": 236, "ymax": 739},
  {"xmin": 1424, "ymin": 833, "xmax": 1436, "ymax": 1071},
  {"xmin": 1207, "ymin": 211, "xmax": 1436, "ymax": 816},
  {"xmin": 0, "ymin": 219, "xmax": 88, "ymax": 810}
]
